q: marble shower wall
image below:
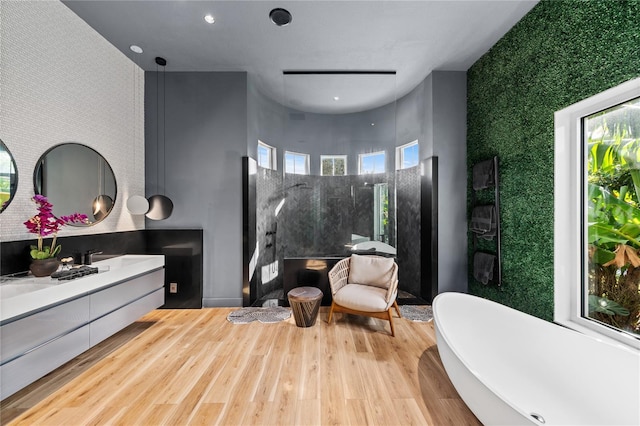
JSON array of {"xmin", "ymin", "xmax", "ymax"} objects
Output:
[
  {"xmin": 255, "ymin": 167, "xmax": 283, "ymax": 299},
  {"xmin": 282, "ymin": 173, "xmax": 396, "ymax": 258},
  {"xmin": 396, "ymin": 165, "xmax": 421, "ymax": 296},
  {"xmin": 256, "ymin": 169, "xmax": 422, "ymax": 298},
  {"xmin": 282, "ymin": 174, "xmax": 351, "ymax": 257}
]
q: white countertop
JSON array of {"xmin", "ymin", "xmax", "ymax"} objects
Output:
[{"xmin": 0, "ymin": 255, "xmax": 164, "ymax": 324}]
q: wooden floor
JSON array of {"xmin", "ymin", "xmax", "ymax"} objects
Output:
[{"xmin": 0, "ymin": 307, "xmax": 480, "ymax": 426}]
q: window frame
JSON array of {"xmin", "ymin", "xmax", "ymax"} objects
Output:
[
  {"xmin": 257, "ymin": 140, "xmax": 276, "ymax": 170},
  {"xmin": 395, "ymin": 140, "xmax": 419, "ymax": 170},
  {"xmin": 554, "ymin": 77, "xmax": 640, "ymax": 350},
  {"xmin": 358, "ymin": 151, "xmax": 386, "ymax": 175},
  {"xmin": 284, "ymin": 150, "xmax": 310, "ymax": 175},
  {"xmin": 320, "ymin": 155, "xmax": 347, "ymax": 176}
]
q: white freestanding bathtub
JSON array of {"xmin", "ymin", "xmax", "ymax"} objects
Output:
[{"xmin": 433, "ymin": 292, "xmax": 640, "ymax": 426}]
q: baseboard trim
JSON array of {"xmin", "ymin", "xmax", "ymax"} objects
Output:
[{"xmin": 202, "ymin": 298, "xmax": 243, "ymax": 308}]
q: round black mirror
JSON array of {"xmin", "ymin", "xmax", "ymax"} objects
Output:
[
  {"xmin": 0, "ymin": 139, "xmax": 18, "ymax": 213},
  {"xmin": 34, "ymin": 143, "xmax": 117, "ymax": 226}
]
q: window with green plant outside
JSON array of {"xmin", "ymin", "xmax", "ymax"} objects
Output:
[
  {"xmin": 586, "ymin": 95, "xmax": 640, "ymax": 338},
  {"xmin": 321, "ymin": 155, "xmax": 346, "ymax": 176}
]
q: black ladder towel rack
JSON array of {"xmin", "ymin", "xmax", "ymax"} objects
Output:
[{"xmin": 470, "ymin": 156, "xmax": 502, "ymax": 287}]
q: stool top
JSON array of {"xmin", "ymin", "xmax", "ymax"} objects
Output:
[{"xmin": 287, "ymin": 286, "xmax": 323, "ymax": 301}]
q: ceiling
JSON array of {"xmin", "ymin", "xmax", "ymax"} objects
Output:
[{"xmin": 63, "ymin": 0, "xmax": 538, "ymax": 114}]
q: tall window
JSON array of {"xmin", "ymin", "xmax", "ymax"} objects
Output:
[
  {"xmin": 257, "ymin": 140, "xmax": 276, "ymax": 170},
  {"xmin": 359, "ymin": 151, "xmax": 385, "ymax": 174},
  {"xmin": 321, "ymin": 155, "xmax": 347, "ymax": 176},
  {"xmin": 555, "ymin": 77, "xmax": 640, "ymax": 348},
  {"xmin": 284, "ymin": 151, "xmax": 309, "ymax": 175},
  {"xmin": 396, "ymin": 140, "xmax": 419, "ymax": 170}
]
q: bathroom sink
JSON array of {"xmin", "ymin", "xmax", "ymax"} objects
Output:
[
  {"xmin": 94, "ymin": 255, "xmax": 155, "ymax": 269},
  {"xmin": 0, "ymin": 283, "xmax": 56, "ymax": 299}
]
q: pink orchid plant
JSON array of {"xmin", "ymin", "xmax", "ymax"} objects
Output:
[{"xmin": 23, "ymin": 195, "xmax": 88, "ymax": 260}]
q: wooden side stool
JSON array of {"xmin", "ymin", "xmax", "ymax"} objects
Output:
[{"xmin": 287, "ymin": 286, "xmax": 323, "ymax": 327}]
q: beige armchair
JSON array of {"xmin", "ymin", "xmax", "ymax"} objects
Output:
[{"xmin": 327, "ymin": 254, "xmax": 401, "ymax": 336}]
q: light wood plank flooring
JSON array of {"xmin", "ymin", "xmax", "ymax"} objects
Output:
[{"xmin": 1, "ymin": 307, "xmax": 480, "ymax": 425}]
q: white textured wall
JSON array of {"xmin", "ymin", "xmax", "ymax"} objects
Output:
[{"xmin": 0, "ymin": 0, "xmax": 145, "ymax": 242}]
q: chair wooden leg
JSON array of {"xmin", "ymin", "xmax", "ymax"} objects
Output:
[
  {"xmin": 328, "ymin": 301, "xmax": 335, "ymax": 324},
  {"xmin": 387, "ymin": 308, "xmax": 395, "ymax": 337},
  {"xmin": 393, "ymin": 300, "xmax": 401, "ymax": 318}
]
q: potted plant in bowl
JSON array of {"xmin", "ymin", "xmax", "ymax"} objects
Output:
[{"xmin": 23, "ymin": 195, "xmax": 87, "ymax": 276}]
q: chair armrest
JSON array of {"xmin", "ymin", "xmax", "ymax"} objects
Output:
[
  {"xmin": 328, "ymin": 257, "xmax": 350, "ymax": 296},
  {"xmin": 385, "ymin": 262, "xmax": 399, "ymax": 303}
]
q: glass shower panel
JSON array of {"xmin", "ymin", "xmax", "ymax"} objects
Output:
[{"xmin": 373, "ymin": 183, "xmax": 389, "ymax": 243}]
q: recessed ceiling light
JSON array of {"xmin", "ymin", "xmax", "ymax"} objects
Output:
[
  {"xmin": 333, "ymin": 96, "xmax": 340, "ymax": 101},
  {"xmin": 204, "ymin": 14, "xmax": 215, "ymax": 24},
  {"xmin": 269, "ymin": 8, "xmax": 292, "ymax": 26},
  {"xmin": 129, "ymin": 45, "xmax": 143, "ymax": 54},
  {"xmin": 371, "ymin": 123, "xmax": 375, "ymax": 126}
]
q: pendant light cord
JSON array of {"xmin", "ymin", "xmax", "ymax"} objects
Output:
[
  {"xmin": 163, "ymin": 62, "xmax": 166, "ymax": 196},
  {"xmin": 132, "ymin": 60, "xmax": 136, "ymax": 184},
  {"xmin": 156, "ymin": 60, "xmax": 160, "ymax": 196},
  {"xmin": 132, "ymin": 61, "xmax": 135, "ymax": 175},
  {"xmin": 154, "ymin": 57, "xmax": 167, "ymax": 197}
]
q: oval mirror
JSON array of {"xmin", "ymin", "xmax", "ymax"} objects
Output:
[
  {"xmin": 34, "ymin": 143, "xmax": 117, "ymax": 226},
  {"xmin": 0, "ymin": 139, "xmax": 18, "ymax": 213}
]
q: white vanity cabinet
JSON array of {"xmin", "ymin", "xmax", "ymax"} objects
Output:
[
  {"xmin": 0, "ymin": 297, "xmax": 91, "ymax": 400},
  {"xmin": 0, "ymin": 255, "xmax": 164, "ymax": 400},
  {"xmin": 89, "ymin": 269, "xmax": 164, "ymax": 346}
]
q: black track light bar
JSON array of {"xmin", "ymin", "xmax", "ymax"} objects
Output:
[{"xmin": 283, "ymin": 70, "xmax": 396, "ymax": 75}]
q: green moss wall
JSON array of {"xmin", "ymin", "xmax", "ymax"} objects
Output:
[{"xmin": 467, "ymin": 0, "xmax": 640, "ymax": 321}]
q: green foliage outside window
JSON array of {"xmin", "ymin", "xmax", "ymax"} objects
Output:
[
  {"xmin": 587, "ymin": 97, "xmax": 640, "ymax": 336},
  {"xmin": 321, "ymin": 159, "xmax": 332, "ymax": 176},
  {"xmin": 322, "ymin": 157, "xmax": 345, "ymax": 176}
]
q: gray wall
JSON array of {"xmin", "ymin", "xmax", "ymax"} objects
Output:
[
  {"xmin": 423, "ymin": 71, "xmax": 468, "ymax": 294},
  {"xmin": 282, "ymin": 106, "xmax": 398, "ymax": 175},
  {"xmin": 249, "ymin": 84, "xmax": 284, "ymax": 168},
  {"xmin": 250, "ymin": 83, "xmax": 403, "ymax": 175},
  {"xmin": 145, "ymin": 71, "xmax": 248, "ymax": 307},
  {"xmin": 396, "ymin": 80, "xmax": 426, "ymax": 148}
]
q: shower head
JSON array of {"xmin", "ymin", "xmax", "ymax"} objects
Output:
[
  {"xmin": 285, "ymin": 182, "xmax": 310, "ymax": 190},
  {"xmin": 267, "ymin": 182, "xmax": 312, "ymax": 204}
]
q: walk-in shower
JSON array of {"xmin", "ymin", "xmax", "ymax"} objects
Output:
[{"xmin": 243, "ymin": 71, "xmax": 434, "ymax": 307}]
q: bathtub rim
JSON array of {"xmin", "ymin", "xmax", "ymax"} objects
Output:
[
  {"xmin": 433, "ymin": 292, "xmax": 640, "ymax": 425},
  {"xmin": 433, "ymin": 292, "xmax": 541, "ymax": 424},
  {"xmin": 434, "ymin": 293, "xmax": 639, "ymax": 358},
  {"xmin": 433, "ymin": 319, "xmax": 538, "ymax": 425}
]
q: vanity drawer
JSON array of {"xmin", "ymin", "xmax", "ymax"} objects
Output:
[
  {"xmin": 90, "ymin": 288, "xmax": 164, "ymax": 346},
  {"xmin": 0, "ymin": 297, "xmax": 89, "ymax": 365},
  {"xmin": 90, "ymin": 268, "xmax": 164, "ymax": 320},
  {"xmin": 0, "ymin": 325, "xmax": 90, "ymax": 400}
]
